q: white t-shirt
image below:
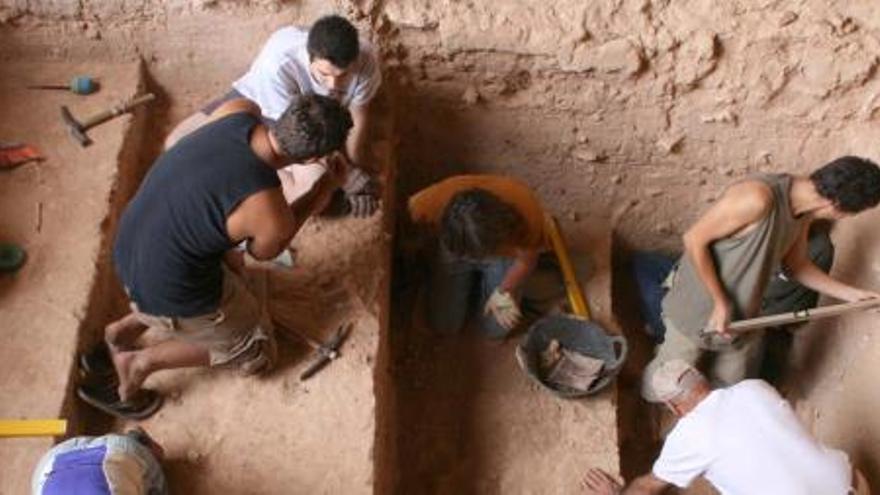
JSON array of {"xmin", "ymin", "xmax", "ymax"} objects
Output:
[
  {"xmin": 653, "ymin": 380, "xmax": 852, "ymax": 495},
  {"xmin": 233, "ymin": 26, "xmax": 382, "ymax": 120}
]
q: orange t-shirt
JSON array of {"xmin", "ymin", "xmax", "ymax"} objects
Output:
[{"xmin": 408, "ymin": 174, "xmax": 548, "ymax": 256}]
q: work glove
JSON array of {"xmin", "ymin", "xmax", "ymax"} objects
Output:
[
  {"xmin": 343, "ymin": 167, "xmax": 381, "ymax": 218},
  {"xmin": 484, "ymin": 288, "xmax": 522, "ymax": 331}
]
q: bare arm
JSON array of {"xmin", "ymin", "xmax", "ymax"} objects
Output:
[
  {"xmin": 582, "ymin": 468, "xmax": 669, "ymax": 495},
  {"xmin": 226, "ymin": 159, "xmax": 342, "ymax": 262},
  {"xmin": 346, "ymin": 103, "xmax": 371, "ymax": 173},
  {"xmin": 681, "ymin": 181, "xmax": 773, "ymax": 333},
  {"xmin": 783, "ymin": 223, "xmax": 880, "ymax": 302},
  {"xmin": 499, "ymin": 247, "xmax": 540, "ymax": 293},
  {"xmin": 622, "ymin": 474, "xmax": 670, "ymax": 495}
]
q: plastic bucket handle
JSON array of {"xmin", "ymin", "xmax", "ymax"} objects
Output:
[{"xmin": 604, "ymin": 335, "xmax": 628, "ymax": 372}]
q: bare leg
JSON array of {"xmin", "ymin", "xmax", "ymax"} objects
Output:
[
  {"xmin": 105, "ymin": 312, "xmax": 149, "ymax": 351},
  {"xmin": 113, "ymin": 339, "xmax": 211, "ymax": 401}
]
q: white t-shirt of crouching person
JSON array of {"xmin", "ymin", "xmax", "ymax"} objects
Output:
[
  {"xmin": 652, "ymin": 380, "xmax": 854, "ymax": 495},
  {"xmin": 233, "ymin": 26, "xmax": 382, "ymax": 120}
]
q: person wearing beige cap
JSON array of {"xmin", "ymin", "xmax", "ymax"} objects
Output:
[{"xmin": 582, "ymin": 360, "xmax": 870, "ymax": 495}]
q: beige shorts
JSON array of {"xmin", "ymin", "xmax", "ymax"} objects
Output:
[{"xmin": 132, "ymin": 266, "xmax": 277, "ymax": 375}]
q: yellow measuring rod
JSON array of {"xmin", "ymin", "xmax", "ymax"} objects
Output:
[{"xmin": 0, "ymin": 419, "xmax": 67, "ymax": 438}]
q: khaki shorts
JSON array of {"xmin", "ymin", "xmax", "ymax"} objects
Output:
[{"xmin": 132, "ymin": 267, "xmax": 277, "ymax": 375}]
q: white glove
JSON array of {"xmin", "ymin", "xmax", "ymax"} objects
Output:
[{"xmin": 484, "ymin": 289, "xmax": 522, "ymax": 330}]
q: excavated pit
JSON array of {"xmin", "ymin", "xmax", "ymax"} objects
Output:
[{"xmin": 6, "ymin": 1, "xmax": 880, "ymax": 493}]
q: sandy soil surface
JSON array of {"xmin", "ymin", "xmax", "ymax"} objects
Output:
[{"xmin": 0, "ymin": 60, "xmax": 144, "ymax": 494}]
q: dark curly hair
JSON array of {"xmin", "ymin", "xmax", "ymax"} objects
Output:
[
  {"xmin": 307, "ymin": 15, "xmax": 360, "ymax": 68},
  {"xmin": 440, "ymin": 189, "xmax": 524, "ymax": 259},
  {"xmin": 268, "ymin": 94, "xmax": 353, "ymax": 161},
  {"xmin": 810, "ymin": 156, "xmax": 880, "ymax": 213}
]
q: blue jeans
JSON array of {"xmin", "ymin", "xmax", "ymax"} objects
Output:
[
  {"xmin": 31, "ymin": 433, "xmax": 168, "ymax": 495},
  {"xmin": 631, "ymin": 251, "xmax": 676, "ymax": 343},
  {"xmin": 426, "ymin": 248, "xmax": 565, "ymax": 338}
]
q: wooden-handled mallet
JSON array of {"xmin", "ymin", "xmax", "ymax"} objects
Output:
[{"xmin": 61, "ymin": 93, "xmax": 155, "ymax": 147}]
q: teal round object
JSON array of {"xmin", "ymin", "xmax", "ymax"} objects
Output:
[
  {"xmin": 70, "ymin": 76, "xmax": 97, "ymax": 95},
  {"xmin": 0, "ymin": 243, "xmax": 26, "ymax": 272}
]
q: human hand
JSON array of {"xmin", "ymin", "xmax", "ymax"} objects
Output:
[
  {"xmin": 706, "ymin": 298, "xmax": 732, "ymax": 337},
  {"xmin": 582, "ymin": 468, "xmax": 622, "ymax": 495},
  {"xmin": 316, "ymin": 152, "xmax": 348, "ymax": 190},
  {"xmin": 484, "ymin": 289, "xmax": 522, "ymax": 330}
]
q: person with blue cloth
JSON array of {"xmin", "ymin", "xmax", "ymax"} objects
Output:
[{"xmin": 31, "ymin": 428, "xmax": 167, "ymax": 495}]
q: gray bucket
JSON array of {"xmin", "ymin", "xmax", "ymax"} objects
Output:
[{"xmin": 516, "ymin": 314, "xmax": 628, "ymax": 398}]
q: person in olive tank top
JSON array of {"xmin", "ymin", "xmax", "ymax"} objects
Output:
[
  {"xmin": 643, "ymin": 156, "xmax": 880, "ymax": 400},
  {"xmin": 82, "ymin": 94, "xmax": 352, "ymax": 418}
]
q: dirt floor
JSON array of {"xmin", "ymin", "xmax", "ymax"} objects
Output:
[
  {"xmin": 0, "ymin": 59, "xmax": 145, "ymax": 494},
  {"xmin": 4, "ymin": 1, "xmax": 880, "ymax": 493}
]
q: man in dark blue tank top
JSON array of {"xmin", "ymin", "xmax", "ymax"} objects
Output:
[{"xmin": 80, "ymin": 94, "xmax": 352, "ymax": 417}]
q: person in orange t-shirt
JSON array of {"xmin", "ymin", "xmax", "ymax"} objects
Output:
[{"xmin": 408, "ymin": 174, "xmax": 554, "ymax": 338}]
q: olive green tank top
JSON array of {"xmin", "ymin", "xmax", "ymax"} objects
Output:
[{"xmin": 661, "ymin": 174, "xmax": 806, "ymax": 340}]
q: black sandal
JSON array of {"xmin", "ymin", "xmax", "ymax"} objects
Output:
[
  {"xmin": 79, "ymin": 342, "xmax": 116, "ymax": 379},
  {"xmin": 77, "ymin": 383, "xmax": 163, "ymax": 420}
]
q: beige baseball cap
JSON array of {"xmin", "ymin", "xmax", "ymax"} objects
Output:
[{"xmin": 649, "ymin": 359, "xmax": 699, "ymax": 403}]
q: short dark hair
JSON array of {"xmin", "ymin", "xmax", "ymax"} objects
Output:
[
  {"xmin": 307, "ymin": 15, "xmax": 360, "ymax": 68},
  {"xmin": 810, "ymin": 156, "xmax": 880, "ymax": 213},
  {"xmin": 440, "ymin": 189, "xmax": 524, "ymax": 259},
  {"xmin": 269, "ymin": 94, "xmax": 353, "ymax": 161}
]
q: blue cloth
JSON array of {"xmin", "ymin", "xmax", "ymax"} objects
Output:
[
  {"xmin": 32, "ymin": 434, "xmax": 168, "ymax": 495},
  {"xmin": 631, "ymin": 251, "xmax": 676, "ymax": 343}
]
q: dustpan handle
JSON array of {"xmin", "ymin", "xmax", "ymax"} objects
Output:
[{"xmin": 545, "ymin": 214, "xmax": 591, "ymax": 319}]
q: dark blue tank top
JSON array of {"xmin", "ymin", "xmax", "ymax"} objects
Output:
[{"xmin": 113, "ymin": 113, "xmax": 280, "ymax": 317}]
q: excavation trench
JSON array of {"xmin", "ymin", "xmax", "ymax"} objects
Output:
[{"xmin": 2, "ymin": 55, "xmax": 624, "ymax": 495}]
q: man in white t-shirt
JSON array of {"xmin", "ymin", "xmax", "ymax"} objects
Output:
[
  {"xmin": 582, "ymin": 360, "xmax": 869, "ymax": 495},
  {"xmin": 165, "ymin": 15, "xmax": 382, "ymax": 217}
]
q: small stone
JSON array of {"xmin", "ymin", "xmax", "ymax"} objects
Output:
[
  {"xmin": 574, "ymin": 147, "xmax": 607, "ymax": 163},
  {"xmin": 610, "ymin": 174, "xmax": 623, "ymax": 184},
  {"xmin": 654, "ymin": 222, "xmax": 673, "ymax": 234},
  {"xmin": 568, "ymin": 211, "xmax": 580, "ymax": 222},
  {"xmin": 778, "ymin": 11, "xmax": 798, "ymax": 27},
  {"xmin": 462, "ymin": 85, "xmax": 479, "ymax": 106},
  {"xmin": 187, "ymin": 450, "xmax": 203, "ymax": 464},
  {"xmin": 700, "ymin": 109, "xmax": 738, "ymax": 124},
  {"xmin": 656, "ymin": 134, "xmax": 684, "ymax": 154}
]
